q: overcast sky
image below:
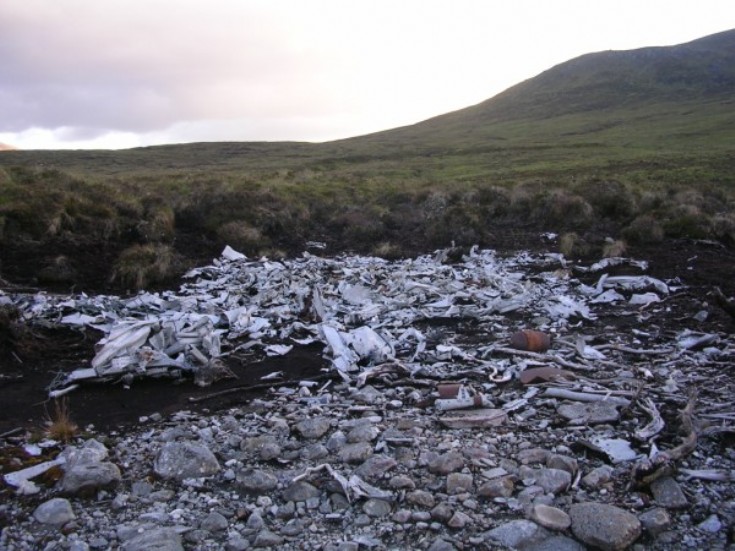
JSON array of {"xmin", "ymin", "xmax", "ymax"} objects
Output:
[{"xmin": 0, "ymin": 0, "xmax": 733, "ymax": 150}]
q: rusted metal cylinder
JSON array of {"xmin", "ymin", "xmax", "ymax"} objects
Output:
[{"xmin": 509, "ymin": 330, "xmax": 551, "ymax": 352}]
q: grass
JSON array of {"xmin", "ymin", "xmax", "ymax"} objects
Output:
[
  {"xmin": 44, "ymin": 398, "xmax": 79, "ymax": 443},
  {"xmin": 0, "ymin": 32, "xmax": 733, "ymax": 288}
]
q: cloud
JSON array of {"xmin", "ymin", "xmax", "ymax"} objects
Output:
[{"xmin": 0, "ymin": 0, "xmax": 732, "ymax": 148}]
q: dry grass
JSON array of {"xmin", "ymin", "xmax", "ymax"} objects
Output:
[
  {"xmin": 602, "ymin": 239, "xmax": 627, "ymax": 258},
  {"xmin": 45, "ymin": 398, "xmax": 79, "ymax": 443},
  {"xmin": 559, "ymin": 232, "xmax": 590, "ymax": 258},
  {"xmin": 111, "ymin": 243, "xmax": 181, "ymax": 289}
]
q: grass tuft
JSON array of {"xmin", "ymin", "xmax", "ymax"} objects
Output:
[
  {"xmin": 45, "ymin": 398, "xmax": 79, "ymax": 443},
  {"xmin": 111, "ymin": 243, "xmax": 181, "ymax": 290}
]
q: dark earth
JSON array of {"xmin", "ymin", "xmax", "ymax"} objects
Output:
[{"xmin": 1, "ymin": 234, "xmax": 734, "ymax": 436}]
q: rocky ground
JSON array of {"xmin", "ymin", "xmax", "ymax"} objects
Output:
[{"xmin": 1, "ymin": 237, "xmax": 735, "ymax": 550}]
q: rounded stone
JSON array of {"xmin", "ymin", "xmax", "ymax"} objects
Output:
[
  {"xmin": 295, "ymin": 416, "xmax": 331, "ymax": 439},
  {"xmin": 478, "ymin": 476, "xmax": 515, "ymax": 498},
  {"xmin": 529, "ymin": 504, "xmax": 571, "ymax": 531},
  {"xmin": 570, "ymin": 502, "xmax": 642, "ymax": 551},
  {"xmin": 236, "ymin": 468, "xmax": 278, "ymax": 494},
  {"xmin": 282, "ymin": 480, "xmax": 321, "ymax": 502},
  {"xmin": 363, "ymin": 498, "xmax": 392, "ymax": 517},
  {"xmin": 33, "ymin": 498, "xmax": 75, "ymax": 526}
]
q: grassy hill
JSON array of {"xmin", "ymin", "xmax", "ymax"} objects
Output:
[{"xmin": 1, "ymin": 29, "xmax": 734, "ymax": 290}]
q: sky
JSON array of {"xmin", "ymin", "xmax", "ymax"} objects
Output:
[{"xmin": 0, "ymin": 1, "xmax": 733, "ymax": 150}]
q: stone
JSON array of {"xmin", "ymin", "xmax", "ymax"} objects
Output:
[
  {"xmin": 200, "ymin": 511, "xmax": 228, "ymax": 532},
  {"xmin": 697, "ymin": 514, "xmax": 722, "ymax": 533},
  {"xmin": 246, "ymin": 511, "xmax": 265, "ymax": 530},
  {"xmin": 448, "ymin": 511, "xmax": 471, "ymax": 529},
  {"xmin": 407, "ymin": 490, "xmax": 436, "ymax": 508},
  {"xmin": 338, "ymin": 442, "xmax": 374, "ymax": 463},
  {"xmin": 431, "ymin": 503, "xmax": 454, "ymax": 523},
  {"xmin": 226, "ymin": 534, "xmax": 251, "ymax": 551},
  {"xmin": 352, "ymin": 385, "xmax": 382, "ymax": 405},
  {"xmin": 241, "ymin": 435, "xmax": 278, "ymax": 454},
  {"xmin": 363, "ymin": 498, "xmax": 392, "ymax": 517},
  {"xmin": 347, "ymin": 423, "xmax": 379, "ymax": 443},
  {"xmin": 259, "ymin": 442, "xmax": 282, "ymax": 461},
  {"xmin": 389, "ymin": 474, "xmax": 416, "ymax": 490},
  {"xmin": 581, "ymin": 465, "xmax": 614, "ymax": 489},
  {"xmin": 354, "ymin": 455, "xmax": 398, "ymax": 480},
  {"xmin": 570, "ymin": 502, "xmax": 642, "ymax": 551},
  {"xmin": 478, "ymin": 476, "xmax": 515, "ymax": 498},
  {"xmin": 535, "ymin": 467, "xmax": 571, "ymax": 494},
  {"xmin": 428, "ymin": 451, "xmax": 465, "ymax": 475},
  {"xmin": 61, "ymin": 462, "xmax": 122, "ymax": 494},
  {"xmin": 153, "ymin": 442, "xmax": 220, "ymax": 481},
  {"xmin": 638, "ymin": 508, "xmax": 672, "ymax": 537},
  {"xmin": 546, "ymin": 454, "xmax": 578, "ymax": 475},
  {"xmin": 236, "ymin": 469, "xmax": 278, "ymax": 494},
  {"xmin": 295, "ymin": 416, "xmax": 331, "ymax": 439},
  {"xmin": 427, "ymin": 537, "xmax": 456, "ymax": 551},
  {"xmin": 517, "ymin": 448, "xmax": 550, "ymax": 465},
  {"xmin": 393, "ymin": 509, "xmax": 413, "ymax": 523},
  {"xmin": 253, "ymin": 530, "xmax": 284, "ymax": 547},
  {"xmin": 650, "ymin": 476, "xmax": 689, "ymax": 509},
  {"xmin": 529, "ymin": 504, "xmax": 571, "ymax": 531},
  {"xmin": 282, "ymin": 480, "xmax": 321, "ymax": 502},
  {"xmin": 33, "ymin": 497, "xmax": 75, "ymax": 526},
  {"xmin": 121, "ymin": 527, "xmax": 184, "ymax": 551},
  {"xmin": 301, "ymin": 443, "xmax": 329, "ymax": 461},
  {"xmin": 326, "ymin": 431, "xmax": 347, "ymax": 452},
  {"xmin": 524, "ymin": 535, "xmax": 586, "ymax": 551},
  {"xmin": 485, "ymin": 519, "xmax": 548, "ymax": 549},
  {"xmin": 446, "ymin": 472, "xmax": 473, "ymax": 494}
]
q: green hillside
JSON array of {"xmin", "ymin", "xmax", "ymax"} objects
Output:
[{"xmin": 1, "ymin": 29, "xmax": 734, "ymax": 290}]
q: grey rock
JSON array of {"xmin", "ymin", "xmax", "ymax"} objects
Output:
[
  {"xmin": 121, "ymin": 527, "xmax": 184, "ymax": 551},
  {"xmin": 295, "ymin": 416, "xmax": 331, "ymax": 439},
  {"xmin": 253, "ymin": 530, "xmax": 284, "ymax": 548},
  {"xmin": 697, "ymin": 514, "xmax": 722, "ymax": 533},
  {"xmin": 326, "ymin": 430, "xmax": 347, "ymax": 452},
  {"xmin": 389, "ymin": 474, "xmax": 416, "ymax": 489},
  {"xmin": 330, "ymin": 493, "xmax": 350, "ymax": 511},
  {"xmin": 428, "ymin": 451, "xmax": 465, "ymax": 475},
  {"xmin": 448, "ymin": 511, "xmax": 471, "ymax": 529},
  {"xmin": 650, "ymin": 476, "xmax": 689, "ymax": 509},
  {"xmin": 427, "ymin": 538, "xmax": 456, "ymax": 551},
  {"xmin": 535, "ymin": 468, "xmax": 572, "ymax": 494},
  {"xmin": 354, "ymin": 455, "xmax": 398, "ymax": 480},
  {"xmin": 581, "ymin": 465, "xmax": 614, "ymax": 489},
  {"xmin": 347, "ymin": 423, "xmax": 379, "ymax": 443},
  {"xmin": 246, "ymin": 511, "xmax": 265, "ymax": 531},
  {"xmin": 338, "ymin": 442, "xmax": 374, "ymax": 463},
  {"xmin": 529, "ymin": 504, "xmax": 571, "ymax": 530},
  {"xmin": 639, "ymin": 508, "xmax": 672, "ymax": 537},
  {"xmin": 363, "ymin": 498, "xmax": 392, "ymax": 517},
  {"xmin": 352, "ymin": 385, "xmax": 382, "ymax": 405},
  {"xmin": 570, "ymin": 502, "xmax": 642, "ymax": 551},
  {"xmin": 524, "ymin": 535, "xmax": 587, "ymax": 551},
  {"xmin": 61, "ymin": 462, "xmax": 122, "ymax": 494},
  {"xmin": 393, "ymin": 509, "xmax": 412, "ymax": 523},
  {"xmin": 517, "ymin": 448, "xmax": 550, "ymax": 465},
  {"xmin": 259, "ymin": 442, "xmax": 282, "ymax": 461},
  {"xmin": 431, "ymin": 503, "xmax": 454, "ymax": 523},
  {"xmin": 131, "ymin": 480, "xmax": 153, "ymax": 497},
  {"xmin": 241, "ymin": 435, "xmax": 278, "ymax": 454},
  {"xmin": 546, "ymin": 454, "xmax": 578, "ymax": 475},
  {"xmin": 282, "ymin": 480, "xmax": 321, "ymax": 502},
  {"xmin": 33, "ymin": 497, "xmax": 75, "ymax": 526},
  {"xmin": 301, "ymin": 443, "xmax": 329, "ymax": 460},
  {"xmin": 153, "ymin": 441, "xmax": 220, "ymax": 481},
  {"xmin": 276, "ymin": 500, "xmax": 296, "ymax": 518},
  {"xmin": 478, "ymin": 476, "xmax": 515, "ymax": 498},
  {"xmin": 200, "ymin": 511, "xmax": 228, "ymax": 532},
  {"xmin": 236, "ymin": 468, "xmax": 278, "ymax": 494},
  {"xmin": 226, "ymin": 534, "xmax": 251, "ymax": 551},
  {"xmin": 446, "ymin": 472, "xmax": 473, "ymax": 494},
  {"xmin": 485, "ymin": 519, "xmax": 548, "ymax": 548},
  {"xmin": 407, "ymin": 490, "xmax": 436, "ymax": 508},
  {"xmin": 280, "ymin": 519, "xmax": 305, "ymax": 536}
]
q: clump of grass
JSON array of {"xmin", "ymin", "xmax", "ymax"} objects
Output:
[
  {"xmin": 602, "ymin": 239, "xmax": 627, "ymax": 258},
  {"xmin": 536, "ymin": 189, "xmax": 593, "ymax": 229},
  {"xmin": 111, "ymin": 243, "xmax": 181, "ymax": 289},
  {"xmin": 45, "ymin": 398, "xmax": 78, "ymax": 443},
  {"xmin": 622, "ymin": 214, "xmax": 665, "ymax": 244},
  {"xmin": 662, "ymin": 204, "xmax": 711, "ymax": 239},
  {"xmin": 578, "ymin": 179, "xmax": 638, "ymax": 219},
  {"xmin": 216, "ymin": 220, "xmax": 267, "ymax": 255},
  {"xmin": 372, "ymin": 241, "xmax": 403, "ymax": 259},
  {"xmin": 559, "ymin": 232, "xmax": 590, "ymax": 258}
]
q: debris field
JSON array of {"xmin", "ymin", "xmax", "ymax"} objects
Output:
[{"xmin": 1, "ymin": 241, "xmax": 734, "ymax": 550}]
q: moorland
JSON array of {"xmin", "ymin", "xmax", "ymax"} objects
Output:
[{"xmin": 0, "ymin": 28, "xmax": 734, "ymax": 292}]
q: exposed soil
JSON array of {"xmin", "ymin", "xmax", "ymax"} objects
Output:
[{"xmin": 1, "ymin": 234, "xmax": 733, "ymax": 435}]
